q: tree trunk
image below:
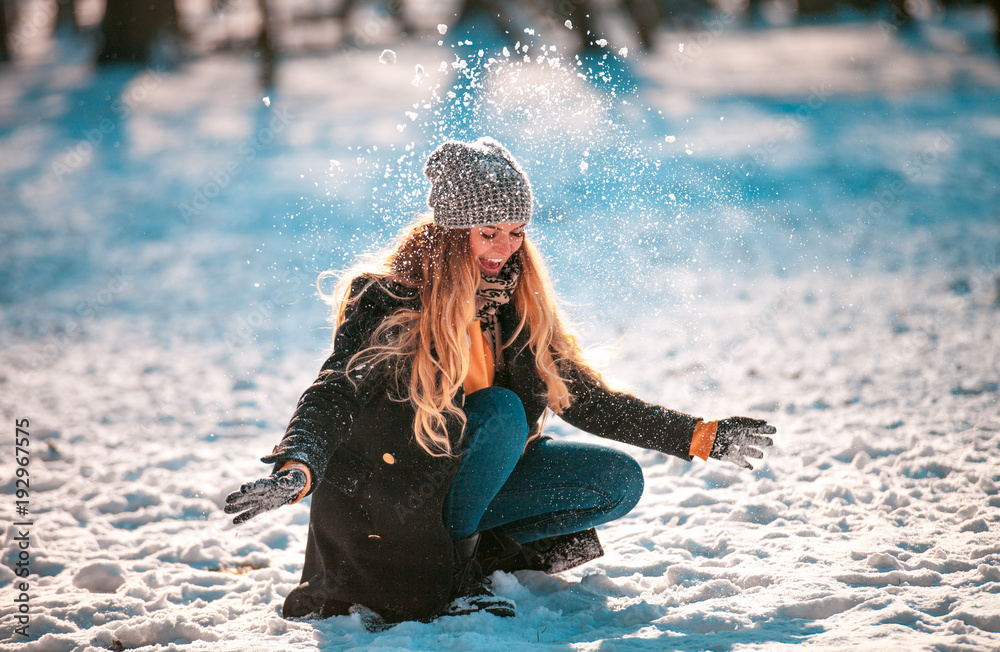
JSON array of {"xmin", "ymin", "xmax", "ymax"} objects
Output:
[
  {"xmin": 97, "ymin": 0, "xmax": 176, "ymax": 64},
  {"xmin": 256, "ymin": 0, "xmax": 275, "ymax": 87},
  {"xmin": 55, "ymin": 0, "xmax": 78, "ymax": 33},
  {"xmin": 1, "ymin": 0, "xmax": 11, "ymax": 62},
  {"xmin": 991, "ymin": 0, "xmax": 1000, "ymax": 52},
  {"xmin": 622, "ymin": 0, "xmax": 660, "ymax": 51}
]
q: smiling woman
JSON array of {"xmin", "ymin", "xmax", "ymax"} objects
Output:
[
  {"xmin": 224, "ymin": 137, "xmax": 775, "ymax": 628},
  {"xmin": 469, "ymin": 223, "xmax": 525, "ymax": 277}
]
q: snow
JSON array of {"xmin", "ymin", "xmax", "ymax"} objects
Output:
[
  {"xmin": 71, "ymin": 562, "xmax": 128, "ymax": 594},
  {"xmin": 2, "ymin": 7, "xmax": 1000, "ymax": 652}
]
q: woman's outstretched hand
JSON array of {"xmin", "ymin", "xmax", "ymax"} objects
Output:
[
  {"xmin": 710, "ymin": 417, "xmax": 776, "ymax": 470},
  {"xmin": 224, "ymin": 468, "xmax": 307, "ymax": 524}
]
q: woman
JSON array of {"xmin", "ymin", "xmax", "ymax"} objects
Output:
[{"xmin": 225, "ymin": 137, "xmax": 776, "ymax": 625}]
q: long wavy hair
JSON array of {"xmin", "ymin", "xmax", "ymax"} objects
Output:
[{"xmin": 320, "ymin": 214, "xmax": 597, "ymax": 457}]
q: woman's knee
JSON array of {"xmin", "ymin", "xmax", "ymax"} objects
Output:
[
  {"xmin": 463, "ymin": 387, "xmax": 528, "ymax": 449},
  {"xmin": 603, "ymin": 449, "xmax": 644, "ymax": 516},
  {"xmin": 466, "ymin": 386, "xmax": 525, "ymax": 419},
  {"xmin": 465, "ymin": 388, "xmax": 527, "ymax": 433}
]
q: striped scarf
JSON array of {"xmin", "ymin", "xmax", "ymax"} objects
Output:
[{"xmin": 474, "ymin": 259, "xmax": 520, "ymax": 364}]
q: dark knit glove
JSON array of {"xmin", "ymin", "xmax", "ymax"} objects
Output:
[
  {"xmin": 710, "ymin": 417, "xmax": 776, "ymax": 470},
  {"xmin": 224, "ymin": 468, "xmax": 307, "ymax": 525}
]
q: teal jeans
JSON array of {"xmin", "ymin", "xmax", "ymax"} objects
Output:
[{"xmin": 442, "ymin": 387, "xmax": 645, "ymax": 542}]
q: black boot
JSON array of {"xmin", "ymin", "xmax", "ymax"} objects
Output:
[
  {"xmin": 444, "ymin": 533, "xmax": 516, "ymax": 618},
  {"xmin": 485, "ymin": 527, "xmax": 605, "ymax": 575}
]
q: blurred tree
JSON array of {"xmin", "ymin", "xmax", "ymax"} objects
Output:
[
  {"xmin": 330, "ymin": 0, "xmax": 414, "ymax": 43},
  {"xmin": 993, "ymin": 0, "xmax": 1000, "ymax": 48},
  {"xmin": 887, "ymin": 0, "xmax": 913, "ymax": 28},
  {"xmin": 55, "ymin": 0, "xmax": 79, "ymax": 33},
  {"xmin": 452, "ymin": 0, "xmax": 523, "ymax": 41},
  {"xmin": 549, "ymin": 0, "xmax": 602, "ymax": 50},
  {"xmin": 97, "ymin": 0, "xmax": 179, "ymax": 64},
  {"xmin": 257, "ymin": 0, "xmax": 275, "ymax": 87},
  {"xmin": 622, "ymin": 0, "xmax": 661, "ymax": 50},
  {"xmin": 546, "ymin": 0, "xmax": 661, "ymax": 51},
  {"xmin": 0, "ymin": 0, "xmax": 8, "ymax": 62},
  {"xmin": 798, "ymin": 0, "xmax": 838, "ymax": 14}
]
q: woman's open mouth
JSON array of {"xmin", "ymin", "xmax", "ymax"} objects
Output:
[{"xmin": 479, "ymin": 257, "xmax": 505, "ymax": 276}]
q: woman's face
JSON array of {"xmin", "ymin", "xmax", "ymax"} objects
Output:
[{"xmin": 469, "ymin": 222, "xmax": 526, "ymax": 276}]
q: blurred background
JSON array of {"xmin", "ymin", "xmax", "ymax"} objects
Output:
[{"xmin": 2, "ymin": 0, "xmax": 998, "ymax": 360}]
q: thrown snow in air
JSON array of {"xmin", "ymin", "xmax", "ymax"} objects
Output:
[{"xmin": 1, "ymin": 9, "xmax": 1000, "ymax": 652}]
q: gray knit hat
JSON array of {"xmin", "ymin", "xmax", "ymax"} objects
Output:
[{"xmin": 424, "ymin": 137, "xmax": 533, "ymax": 228}]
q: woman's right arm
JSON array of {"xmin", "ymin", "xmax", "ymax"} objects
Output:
[
  {"xmin": 260, "ymin": 278, "xmax": 395, "ymax": 489},
  {"xmin": 225, "ymin": 278, "xmax": 403, "ymax": 525}
]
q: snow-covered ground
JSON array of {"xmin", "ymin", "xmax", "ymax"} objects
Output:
[{"xmin": 2, "ymin": 6, "xmax": 1000, "ymax": 651}]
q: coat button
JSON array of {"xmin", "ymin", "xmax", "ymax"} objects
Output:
[{"xmin": 382, "ymin": 453, "xmax": 395, "ymax": 465}]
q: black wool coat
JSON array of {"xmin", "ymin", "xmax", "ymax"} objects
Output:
[{"xmin": 263, "ymin": 276, "xmax": 702, "ymax": 622}]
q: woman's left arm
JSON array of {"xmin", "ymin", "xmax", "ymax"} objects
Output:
[{"xmin": 558, "ymin": 363, "xmax": 775, "ymax": 468}]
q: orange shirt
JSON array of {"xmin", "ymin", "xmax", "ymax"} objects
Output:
[{"xmin": 464, "ymin": 320, "xmax": 495, "ymax": 394}]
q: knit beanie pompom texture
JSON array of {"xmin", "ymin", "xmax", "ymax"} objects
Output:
[{"xmin": 424, "ymin": 137, "xmax": 533, "ymax": 229}]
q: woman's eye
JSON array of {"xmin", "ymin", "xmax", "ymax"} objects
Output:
[
  {"xmin": 511, "ymin": 231, "xmax": 524, "ymax": 239},
  {"xmin": 480, "ymin": 232, "xmax": 495, "ymax": 239}
]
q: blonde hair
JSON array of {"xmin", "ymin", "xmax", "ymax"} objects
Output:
[{"xmin": 321, "ymin": 215, "xmax": 596, "ymax": 457}]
